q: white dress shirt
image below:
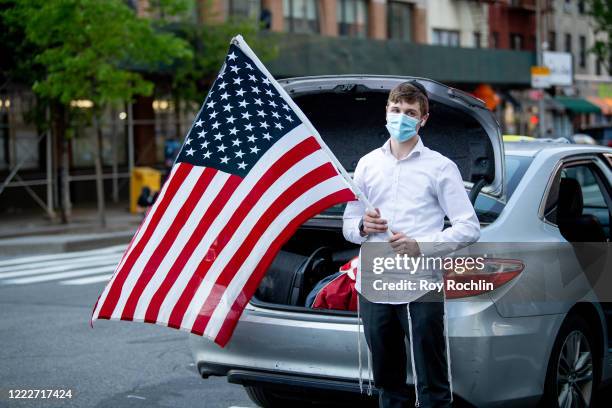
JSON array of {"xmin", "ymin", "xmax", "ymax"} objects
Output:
[{"xmin": 342, "ymin": 136, "xmax": 481, "ymax": 301}]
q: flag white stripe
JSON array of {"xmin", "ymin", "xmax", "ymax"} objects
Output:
[
  {"xmin": 155, "ymin": 124, "xmax": 313, "ymax": 324},
  {"xmin": 92, "ymin": 165, "xmax": 179, "ymax": 321},
  {"xmin": 113, "ymin": 164, "xmax": 179, "ymax": 276},
  {"xmin": 0, "ymin": 256, "xmax": 121, "ymax": 279},
  {"xmin": 202, "ymin": 175, "xmax": 350, "ymax": 338},
  {"xmin": 0, "ymin": 245, "xmax": 124, "ymax": 268},
  {"xmin": 61, "ymin": 274, "xmax": 113, "ymax": 285},
  {"xmin": 109, "ymin": 166, "xmax": 204, "ymax": 319},
  {"xmin": 131, "ymin": 171, "xmax": 231, "ymax": 321},
  {"xmin": 179, "ymin": 149, "xmax": 332, "ymax": 329},
  {"xmin": 3, "ymin": 265, "xmax": 117, "ymax": 284}
]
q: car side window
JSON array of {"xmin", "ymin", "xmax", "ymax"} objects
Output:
[{"xmin": 544, "ymin": 162, "xmax": 611, "ymax": 240}]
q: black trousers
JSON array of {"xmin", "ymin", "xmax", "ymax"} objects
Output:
[{"xmin": 358, "ymin": 290, "xmax": 452, "ymax": 408}]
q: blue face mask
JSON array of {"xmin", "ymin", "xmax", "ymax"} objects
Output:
[{"xmin": 385, "ymin": 112, "xmax": 421, "ymax": 142}]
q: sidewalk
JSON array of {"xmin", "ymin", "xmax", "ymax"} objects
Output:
[{"xmin": 0, "ymin": 205, "xmax": 142, "ymax": 257}]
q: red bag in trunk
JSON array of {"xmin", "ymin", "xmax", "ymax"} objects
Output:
[{"xmin": 311, "ymin": 256, "xmax": 358, "ymax": 311}]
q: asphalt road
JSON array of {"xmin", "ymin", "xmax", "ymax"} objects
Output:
[
  {"xmin": 0, "ymin": 246, "xmax": 253, "ymax": 408},
  {"xmin": 1, "ymin": 244, "xmax": 611, "ymax": 408}
]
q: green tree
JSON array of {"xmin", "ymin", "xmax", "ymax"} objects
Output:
[
  {"xmin": 2, "ymin": 0, "xmax": 192, "ymax": 225},
  {"xmin": 587, "ymin": 0, "xmax": 612, "ymax": 72},
  {"xmin": 167, "ymin": 7, "xmax": 279, "ymax": 138}
]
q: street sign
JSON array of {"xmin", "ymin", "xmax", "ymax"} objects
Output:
[
  {"xmin": 531, "ymin": 66, "xmax": 551, "ymax": 88},
  {"xmin": 543, "ymin": 51, "xmax": 573, "ymax": 86}
]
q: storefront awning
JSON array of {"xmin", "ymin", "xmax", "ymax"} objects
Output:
[
  {"xmin": 586, "ymin": 96, "xmax": 612, "ymax": 115},
  {"xmin": 555, "ymin": 96, "xmax": 601, "ymax": 114}
]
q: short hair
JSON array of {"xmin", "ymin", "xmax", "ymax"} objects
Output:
[{"xmin": 387, "ymin": 81, "xmax": 429, "ymax": 116}]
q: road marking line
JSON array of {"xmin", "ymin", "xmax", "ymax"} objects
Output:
[
  {"xmin": 0, "ymin": 257, "xmax": 121, "ymax": 279},
  {"xmin": 0, "ymin": 253, "xmax": 122, "ymax": 274},
  {"xmin": 2, "ymin": 266, "xmax": 117, "ymax": 285},
  {"xmin": 60, "ymin": 274, "xmax": 113, "ymax": 285},
  {"xmin": 0, "ymin": 245, "xmax": 125, "ymax": 267}
]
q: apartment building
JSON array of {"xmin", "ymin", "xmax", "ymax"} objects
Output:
[
  {"xmin": 200, "ymin": 0, "xmax": 428, "ymax": 43},
  {"xmin": 489, "ymin": 0, "xmax": 537, "ymax": 51},
  {"xmin": 203, "ymin": 0, "xmax": 494, "ymax": 48},
  {"xmin": 544, "ymin": 0, "xmax": 612, "ymax": 117},
  {"xmin": 427, "ymin": 0, "xmax": 489, "ymax": 48}
]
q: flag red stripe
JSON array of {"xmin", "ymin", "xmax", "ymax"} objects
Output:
[
  {"xmin": 144, "ymin": 170, "xmax": 242, "ymax": 324},
  {"xmin": 211, "ymin": 188, "xmax": 355, "ymax": 346},
  {"xmin": 96, "ymin": 164, "xmax": 191, "ymax": 319},
  {"xmin": 91, "ymin": 169, "xmax": 176, "ymax": 326},
  {"xmin": 190, "ymin": 162, "xmax": 341, "ymax": 335},
  {"xmin": 119, "ymin": 166, "xmax": 178, "ymax": 268},
  {"xmin": 120, "ymin": 167, "xmax": 217, "ymax": 321},
  {"xmin": 166, "ymin": 136, "xmax": 322, "ymax": 329}
]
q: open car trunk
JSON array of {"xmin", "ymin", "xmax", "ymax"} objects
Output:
[{"xmin": 253, "ymin": 75, "xmax": 504, "ymax": 310}]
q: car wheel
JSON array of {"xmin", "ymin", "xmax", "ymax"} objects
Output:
[
  {"xmin": 244, "ymin": 385, "xmax": 312, "ymax": 408},
  {"xmin": 542, "ymin": 314, "xmax": 599, "ymax": 408}
]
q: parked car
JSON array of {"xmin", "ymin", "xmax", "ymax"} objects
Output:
[
  {"xmin": 189, "ymin": 75, "xmax": 612, "ymax": 407},
  {"xmin": 572, "ymin": 134, "xmax": 599, "ymax": 145},
  {"xmin": 503, "ymin": 134, "xmax": 536, "ymax": 142},
  {"xmin": 576, "ymin": 125, "xmax": 612, "ymax": 147}
]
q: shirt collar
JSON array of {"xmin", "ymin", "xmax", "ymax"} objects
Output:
[{"xmin": 381, "ymin": 136, "xmax": 425, "ymax": 160}]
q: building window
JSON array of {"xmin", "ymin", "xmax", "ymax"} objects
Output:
[
  {"xmin": 548, "ymin": 31, "xmax": 556, "ymax": 51},
  {"xmin": 565, "ymin": 33, "xmax": 572, "ymax": 53},
  {"xmin": 387, "ymin": 1, "xmax": 412, "ymax": 42},
  {"xmin": 510, "ymin": 33, "xmax": 523, "ymax": 50},
  {"xmin": 337, "ymin": 0, "xmax": 368, "ymax": 38},
  {"xmin": 579, "ymin": 35, "xmax": 586, "ymax": 68},
  {"xmin": 283, "ymin": 0, "xmax": 320, "ymax": 34},
  {"xmin": 229, "ymin": 0, "xmax": 261, "ymax": 19},
  {"xmin": 473, "ymin": 31, "xmax": 481, "ymax": 48},
  {"xmin": 491, "ymin": 32, "xmax": 499, "ymax": 49},
  {"xmin": 432, "ymin": 29, "xmax": 460, "ymax": 47},
  {"xmin": 578, "ymin": 0, "xmax": 585, "ymax": 13},
  {"xmin": 596, "ymin": 58, "xmax": 602, "ymax": 76}
]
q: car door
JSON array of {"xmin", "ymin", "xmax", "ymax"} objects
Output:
[{"xmin": 542, "ymin": 154, "xmax": 612, "ymax": 346}]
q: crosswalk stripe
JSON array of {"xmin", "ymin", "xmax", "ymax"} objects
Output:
[
  {"xmin": 60, "ymin": 274, "xmax": 113, "ymax": 285},
  {"xmin": 2, "ymin": 265, "xmax": 117, "ymax": 285},
  {"xmin": 0, "ymin": 245, "xmax": 125, "ymax": 268},
  {"xmin": 0, "ymin": 253, "xmax": 122, "ymax": 274},
  {"xmin": 0, "ymin": 257, "xmax": 121, "ymax": 279}
]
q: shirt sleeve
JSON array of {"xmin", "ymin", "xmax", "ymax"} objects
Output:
[
  {"xmin": 342, "ymin": 158, "xmax": 368, "ymax": 245},
  {"xmin": 415, "ymin": 160, "xmax": 481, "ymax": 256}
]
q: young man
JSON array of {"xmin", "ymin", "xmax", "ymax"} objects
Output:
[{"xmin": 342, "ymin": 81, "xmax": 481, "ymax": 408}]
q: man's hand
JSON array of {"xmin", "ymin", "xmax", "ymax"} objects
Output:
[
  {"xmin": 388, "ymin": 230, "xmax": 421, "ymax": 256},
  {"xmin": 361, "ymin": 208, "xmax": 388, "ymax": 236}
]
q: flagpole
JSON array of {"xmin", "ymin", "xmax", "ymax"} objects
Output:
[{"xmin": 231, "ymin": 35, "xmax": 393, "ymax": 238}]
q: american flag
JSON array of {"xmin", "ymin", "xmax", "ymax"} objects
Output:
[{"xmin": 90, "ymin": 35, "xmax": 357, "ymax": 347}]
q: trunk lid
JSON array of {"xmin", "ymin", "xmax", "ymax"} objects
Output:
[{"xmin": 279, "ymin": 75, "xmax": 505, "ymax": 199}]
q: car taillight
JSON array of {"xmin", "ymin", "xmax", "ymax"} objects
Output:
[{"xmin": 443, "ymin": 258, "xmax": 524, "ymax": 299}]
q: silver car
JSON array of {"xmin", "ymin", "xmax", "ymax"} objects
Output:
[{"xmin": 189, "ymin": 75, "xmax": 612, "ymax": 407}]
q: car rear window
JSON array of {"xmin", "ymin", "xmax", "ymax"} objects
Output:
[{"xmin": 473, "ymin": 155, "xmax": 533, "ymax": 223}]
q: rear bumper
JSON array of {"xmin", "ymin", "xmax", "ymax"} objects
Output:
[
  {"xmin": 198, "ymin": 361, "xmax": 373, "ymax": 395},
  {"xmin": 189, "ymin": 300, "xmax": 565, "ymax": 408}
]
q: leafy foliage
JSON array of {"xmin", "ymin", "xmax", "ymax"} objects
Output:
[
  {"xmin": 587, "ymin": 0, "xmax": 612, "ymax": 72},
  {"xmin": 3, "ymin": 0, "xmax": 192, "ymax": 109},
  {"xmin": 169, "ymin": 17, "xmax": 279, "ymax": 106}
]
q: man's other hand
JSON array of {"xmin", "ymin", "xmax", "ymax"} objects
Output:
[
  {"xmin": 388, "ymin": 230, "xmax": 421, "ymax": 256},
  {"xmin": 362, "ymin": 208, "xmax": 388, "ymax": 235}
]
